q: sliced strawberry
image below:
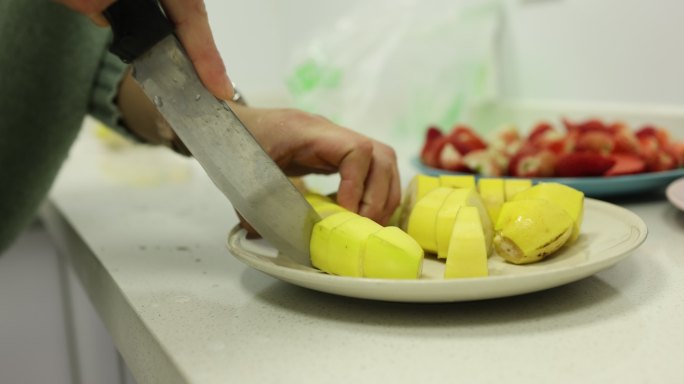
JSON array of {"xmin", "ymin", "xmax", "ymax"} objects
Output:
[
  {"xmin": 575, "ymin": 130, "xmax": 615, "ymax": 155},
  {"xmin": 490, "ymin": 125, "xmax": 522, "ymax": 156},
  {"xmin": 447, "ymin": 125, "xmax": 487, "ymax": 155},
  {"xmin": 636, "ymin": 125, "xmax": 671, "ymax": 148},
  {"xmin": 667, "ymin": 142, "xmax": 684, "ymax": 167},
  {"xmin": 646, "ymin": 150, "xmax": 677, "ymax": 172},
  {"xmin": 527, "ymin": 122, "xmax": 555, "ymax": 144},
  {"xmin": 508, "ymin": 149, "xmax": 557, "ymax": 178},
  {"xmin": 439, "ymin": 142, "xmax": 469, "ymax": 172},
  {"xmin": 555, "ymin": 152, "xmax": 615, "ymax": 177},
  {"xmin": 577, "ymin": 119, "xmax": 612, "ymax": 134},
  {"xmin": 563, "ymin": 118, "xmax": 612, "ymax": 135},
  {"xmin": 604, "ymin": 153, "xmax": 646, "ymax": 176},
  {"xmin": 562, "ymin": 118, "xmax": 578, "ymax": 134},
  {"xmin": 611, "ymin": 123, "xmax": 641, "ymax": 155},
  {"xmin": 463, "ymin": 149, "xmax": 504, "ymax": 177},
  {"xmin": 420, "ymin": 126, "xmax": 446, "ymax": 168}
]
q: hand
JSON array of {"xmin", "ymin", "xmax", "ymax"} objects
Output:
[
  {"xmin": 234, "ymin": 106, "xmax": 401, "ymax": 225},
  {"xmin": 54, "ymin": 0, "xmax": 233, "ymax": 101}
]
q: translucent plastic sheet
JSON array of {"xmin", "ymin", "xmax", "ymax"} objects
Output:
[{"xmin": 287, "ymin": 0, "xmax": 502, "ymax": 140}]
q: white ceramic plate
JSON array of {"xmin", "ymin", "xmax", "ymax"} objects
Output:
[
  {"xmin": 666, "ymin": 177, "xmax": 684, "ymax": 211},
  {"xmin": 227, "ymin": 199, "xmax": 647, "ymax": 302}
]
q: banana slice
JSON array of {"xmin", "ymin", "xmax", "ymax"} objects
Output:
[
  {"xmin": 504, "ymin": 179, "xmax": 532, "ymax": 201},
  {"xmin": 406, "ymin": 187, "xmax": 453, "ymax": 253},
  {"xmin": 445, "ymin": 206, "xmax": 489, "ymax": 278},
  {"xmin": 310, "ymin": 212, "xmax": 358, "ymax": 272},
  {"xmin": 478, "ymin": 178, "xmax": 505, "ymax": 224},
  {"xmin": 326, "ymin": 216, "xmax": 383, "ymax": 277},
  {"xmin": 439, "ymin": 175, "xmax": 476, "ymax": 189},
  {"xmin": 398, "ymin": 174, "xmax": 440, "ymax": 231},
  {"xmin": 512, "ymin": 182, "xmax": 584, "ymax": 243},
  {"xmin": 494, "ymin": 199, "xmax": 573, "ymax": 264},
  {"xmin": 435, "ymin": 187, "xmax": 492, "ymax": 259},
  {"xmin": 364, "ymin": 227, "xmax": 424, "ymax": 279}
]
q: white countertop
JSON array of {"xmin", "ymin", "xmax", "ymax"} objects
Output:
[{"xmin": 42, "ymin": 121, "xmax": 684, "ymax": 384}]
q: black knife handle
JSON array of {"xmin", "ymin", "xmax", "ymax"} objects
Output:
[{"xmin": 103, "ymin": 0, "xmax": 174, "ymax": 63}]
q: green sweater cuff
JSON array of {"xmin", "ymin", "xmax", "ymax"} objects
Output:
[{"xmin": 89, "ymin": 49, "xmax": 133, "ymax": 139}]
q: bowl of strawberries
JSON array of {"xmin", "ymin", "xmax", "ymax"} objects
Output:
[{"xmin": 415, "ymin": 117, "xmax": 684, "ymax": 197}]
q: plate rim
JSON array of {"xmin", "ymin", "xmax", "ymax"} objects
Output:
[
  {"xmin": 666, "ymin": 177, "xmax": 684, "ymax": 211},
  {"xmin": 227, "ymin": 198, "xmax": 648, "ymax": 302}
]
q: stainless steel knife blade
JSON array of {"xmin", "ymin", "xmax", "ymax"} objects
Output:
[{"xmin": 132, "ymin": 35, "xmax": 319, "ymax": 265}]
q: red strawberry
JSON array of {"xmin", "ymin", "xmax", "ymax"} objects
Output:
[
  {"xmin": 667, "ymin": 142, "xmax": 684, "ymax": 167},
  {"xmin": 636, "ymin": 125, "xmax": 671, "ymax": 148},
  {"xmin": 562, "ymin": 118, "xmax": 578, "ymax": 133},
  {"xmin": 611, "ymin": 123, "xmax": 641, "ymax": 155},
  {"xmin": 555, "ymin": 152, "xmax": 615, "ymax": 177},
  {"xmin": 447, "ymin": 125, "xmax": 487, "ymax": 155},
  {"xmin": 576, "ymin": 119, "xmax": 612, "ymax": 134},
  {"xmin": 439, "ymin": 142, "xmax": 469, "ymax": 172},
  {"xmin": 563, "ymin": 118, "xmax": 612, "ymax": 135},
  {"xmin": 604, "ymin": 153, "xmax": 646, "ymax": 176},
  {"xmin": 490, "ymin": 126, "xmax": 522, "ymax": 158},
  {"xmin": 575, "ymin": 130, "xmax": 615, "ymax": 154},
  {"xmin": 646, "ymin": 150, "xmax": 677, "ymax": 172},
  {"xmin": 508, "ymin": 148, "xmax": 557, "ymax": 178},
  {"xmin": 420, "ymin": 126, "xmax": 446, "ymax": 168},
  {"xmin": 463, "ymin": 149, "xmax": 504, "ymax": 177},
  {"xmin": 527, "ymin": 122, "xmax": 555, "ymax": 144}
]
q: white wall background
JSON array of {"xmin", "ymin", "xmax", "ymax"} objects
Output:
[{"xmin": 206, "ymin": 0, "xmax": 684, "ymax": 106}]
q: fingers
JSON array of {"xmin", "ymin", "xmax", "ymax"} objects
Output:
[
  {"xmin": 54, "ymin": 0, "xmax": 234, "ymax": 101},
  {"xmin": 336, "ymin": 141, "xmax": 373, "ymax": 214},
  {"xmin": 54, "ymin": 0, "xmax": 115, "ymax": 16},
  {"xmin": 356, "ymin": 144, "xmax": 401, "ymax": 225},
  {"xmin": 337, "ymin": 140, "xmax": 401, "ymax": 225},
  {"xmin": 161, "ymin": 0, "xmax": 233, "ymax": 100}
]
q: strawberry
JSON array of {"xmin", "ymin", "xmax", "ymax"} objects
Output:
[
  {"xmin": 555, "ymin": 152, "xmax": 615, "ymax": 177},
  {"xmin": 490, "ymin": 125, "xmax": 522, "ymax": 156},
  {"xmin": 508, "ymin": 148, "xmax": 557, "ymax": 178},
  {"xmin": 646, "ymin": 150, "xmax": 677, "ymax": 172},
  {"xmin": 563, "ymin": 118, "xmax": 613, "ymax": 135},
  {"xmin": 577, "ymin": 119, "xmax": 612, "ymax": 134},
  {"xmin": 610, "ymin": 123, "xmax": 641, "ymax": 155},
  {"xmin": 604, "ymin": 153, "xmax": 646, "ymax": 176},
  {"xmin": 575, "ymin": 130, "xmax": 615, "ymax": 154},
  {"xmin": 447, "ymin": 125, "xmax": 487, "ymax": 155},
  {"xmin": 667, "ymin": 142, "xmax": 684, "ymax": 167},
  {"xmin": 527, "ymin": 122, "xmax": 555, "ymax": 144},
  {"xmin": 636, "ymin": 125, "xmax": 671, "ymax": 148},
  {"xmin": 420, "ymin": 126, "xmax": 446, "ymax": 168},
  {"xmin": 439, "ymin": 142, "xmax": 469, "ymax": 172},
  {"xmin": 463, "ymin": 149, "xmax": 505, "ymax": 177}
]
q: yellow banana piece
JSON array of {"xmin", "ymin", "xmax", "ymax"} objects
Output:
[
  {"xmin": 504, "ymin": 179, "xmax": 532, "ymax": 201},
  {"xmin": 435, "ymin": 187, "xmax": 493, "ymax": 259},
  {"xmin": 439, "ymin": 175, "xmax": 476, "ymax": 189},
  {"xmin": 512, "ymin": 182, "xmax": 584, "ymax": 243},
  {"xmin": 494, "ymin": 199, "xmax": 573, "ymax": 264},
  {"xmin": 364, "ymin": 227, "xmax": 424, "ymax": 279},
  {"xmin": 399, "ymin": 174, "xmax": 440, "ymax": 231},
  {"xmin": 478, "ymin": 178, "xmax": 505, "ymax": 224},
  {"xmin": 406, "ymin": 187, "xmax": 453, "ymax": 253},
  {"xmin": 445, "ymin": 206, "xmax": 489, "ymax": 278}
]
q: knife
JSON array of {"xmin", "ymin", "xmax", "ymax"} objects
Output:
[{"xmin": 103, "ymin": 0, "xmax": 320, "ymax": 265}]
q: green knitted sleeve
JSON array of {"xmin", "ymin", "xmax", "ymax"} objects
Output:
[
  {"xmin": 0, "ymin": 0, "xmax": 128, "ymax": 253},
  {"xmin": 89, "ymin": 47, "xmax": 130, "ymax": 136}
]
